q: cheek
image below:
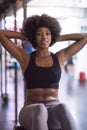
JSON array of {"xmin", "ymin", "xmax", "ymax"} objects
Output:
[
  {"xmin": 50, "ymin": 36, "xmax": 52, "ymax": 42},
  {"xmin": 35, "ymin": 36, "xmax": 41, "ymax": 42},
  {"xmin": 35, "ymin": 37, "xmax": 41, "ymax": 45}
]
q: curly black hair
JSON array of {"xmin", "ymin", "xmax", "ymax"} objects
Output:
[{"xmin": 22, "ymin": 14, "xmax": 61, "ymax": 49}]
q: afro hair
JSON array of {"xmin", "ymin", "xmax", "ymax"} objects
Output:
[{"xmin": 22, "ymin": 14, "xmax": 61, "ymax": 49}]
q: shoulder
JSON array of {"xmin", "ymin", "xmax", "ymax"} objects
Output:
[
  {"xmin": 55, "ymin": 49, "xmax": 65, "ymax": 68},
  {"xmin": 20, "ymin": 50, "xmax": 30, "ymax": 72},
  {"xmin": 22, "ymin": 51, "xmax": 35, "ymax": 72}
]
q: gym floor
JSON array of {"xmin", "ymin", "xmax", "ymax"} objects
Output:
[{"xmin": 0, "ymin": 66, "xmax": 87, "ymax": 130}]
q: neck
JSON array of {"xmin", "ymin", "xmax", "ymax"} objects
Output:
[{"xmin": 36, "ymin": 48, "xmax": 50, "ymax": 57}]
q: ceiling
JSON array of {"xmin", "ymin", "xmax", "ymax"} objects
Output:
[
  {"xmin": 27, "ymin": 0, "xmax": 87, "ymax": 8},
  {"xmin": 0, "ymin": 0, "xmax": 87, "ymax": 19}
]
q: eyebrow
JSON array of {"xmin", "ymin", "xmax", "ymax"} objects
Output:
[{"xmin": 37, "ymin": 29, "xmax": 51, "ymax": 32}]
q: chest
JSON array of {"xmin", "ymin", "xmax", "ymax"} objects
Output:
[
  {"xmin": 24, "ymin": 52, "xmax": 62, "ymax": 88},
  {"xmin": 35, "ymin": 56, "xmax": 53, "ymax": 67},
  {"xmin": 27, "ymin": 59, "xmax": 61, "ymax": 83}
]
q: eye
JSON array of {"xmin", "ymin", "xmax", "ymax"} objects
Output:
[
  {"xmin": 36, "ymin": 32, "xmax": 41, "ymax": 36},
  {"xmin": 46, "ymin": 31, "xmax": 51, "ymax": 35}
]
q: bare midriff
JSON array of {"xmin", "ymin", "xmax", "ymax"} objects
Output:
[{"xmin": 24, "ymin": 88, "xmax": 59, "ymax": 105}]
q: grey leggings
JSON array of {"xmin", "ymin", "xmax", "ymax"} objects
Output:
[{"xmin": 19, "ymin": 101, "xmax": 77, "ymax": 130}]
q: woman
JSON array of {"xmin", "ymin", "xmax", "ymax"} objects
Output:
[{"xmin": 0, "ymin": 14, "xmax": 87, "ymax": 130}]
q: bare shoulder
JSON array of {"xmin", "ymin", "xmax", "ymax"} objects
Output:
[
  {"xmin": 19, "ymin": 48, "xmax": 31, "ymax": 72},
  {"xmin": 55, "ymin": 49, "xmax": 66, "ymax": 68}
]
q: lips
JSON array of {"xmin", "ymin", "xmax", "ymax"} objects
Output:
[{"xmin": 41, "ymin": 40, "xmax": 48, "ymax": 44}]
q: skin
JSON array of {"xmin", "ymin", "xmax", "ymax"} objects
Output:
[{"xmin": 0, "ymin": 28, "xmax": 87, "ymax": 105}]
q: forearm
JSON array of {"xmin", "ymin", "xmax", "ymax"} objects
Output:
[
  {"xmin": 57, "ymin": 33, "xmax": 87, "ymax": 42},
  {"xmin": 0, "ymin": 29, "xmax": 26, "ymax": 40}
]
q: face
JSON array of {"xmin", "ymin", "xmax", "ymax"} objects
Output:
[{"xmin": 35, "ymin": 27, "xmax": 52, "ymax": 48}]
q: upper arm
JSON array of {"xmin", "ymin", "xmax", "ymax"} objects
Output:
[
  {"xmin": 56, "ymin": 38, "xmax": 87, "ymax": 68},
  {"xmin": 0, "ymin": 33, "xmax": 29, "ymax": 71},
  {"xmin": 55, "ymin": 44, "xmax": 76, "ymax": 68},
  {"xmin": 56, "ymin": 44, "xmax": 77, "ymax": 68},
  {"xmin": 56, "ymin": 48, "xmax": 66, "ymax": 68}
]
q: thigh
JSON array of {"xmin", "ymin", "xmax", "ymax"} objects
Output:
[
  {"xmin": 48, "ymin": 103, "xmax": 77, "ymax": 130},
  {"xmin": 19, "ymin": 103, "xmax": 48, "ymax": 129},
  {"xmin": 47, "ymin": 103, "xmax": 61, "ymax": 129}
]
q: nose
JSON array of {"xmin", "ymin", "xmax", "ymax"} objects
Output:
[{"xmin": 42, "ymin": 33, "xmax": 47, "ymax": 39}]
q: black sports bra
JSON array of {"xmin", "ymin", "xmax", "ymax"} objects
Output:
[{"xmin": 24, "ymin": 51, "xmax": 61, "ymax": 89}]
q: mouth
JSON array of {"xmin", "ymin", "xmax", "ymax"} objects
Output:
[{"xmin": 41, "ymin": 40, "xmax": 48, "ymax": 44}]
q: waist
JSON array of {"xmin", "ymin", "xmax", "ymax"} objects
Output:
[{"xmin": 25, "ymin": 88, "xmax": 59, "ymax": 104}]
